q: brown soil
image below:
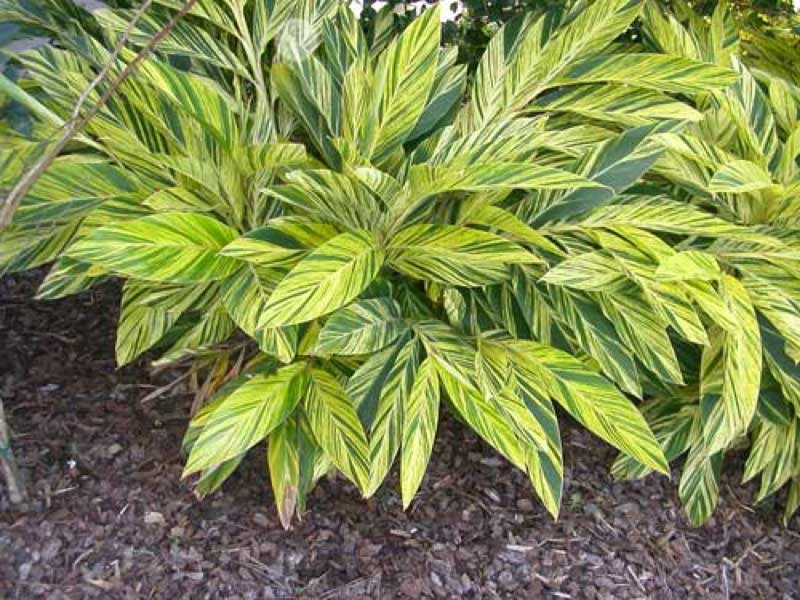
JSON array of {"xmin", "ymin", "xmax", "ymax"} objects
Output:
[{"xmin": 1, "ymin": 271, "xmax": 799, "ymax": 599}]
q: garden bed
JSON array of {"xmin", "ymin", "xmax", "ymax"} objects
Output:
[{"xmin": 1, "ymin": 271, "xmax": 799, "ymax": 598}]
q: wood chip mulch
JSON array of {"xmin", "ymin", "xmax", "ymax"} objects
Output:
[{"xmin": 1, "ymin": 272, "xmax": 799, "ymax": 599}]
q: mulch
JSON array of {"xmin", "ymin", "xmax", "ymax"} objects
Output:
[{"xmin": 1, "ymin": 271, "xmax": 799, "ymax": 599}]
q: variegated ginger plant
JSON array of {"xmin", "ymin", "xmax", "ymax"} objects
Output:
[
  {"xmin": 599, "ymin": 0, "xmax": 800, "ymax": 526},
  {"xmin": 2, "ymin": 0, "xmax": 795, "ymax": 529}
]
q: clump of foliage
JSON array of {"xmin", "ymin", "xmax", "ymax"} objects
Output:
[
  {"xmin": 620, "ymin": 0, "xmax": 800, "ymax": 525},
  {"xmin": 1, "ymin": 0, "xmax": 799, "ymax": 528}
]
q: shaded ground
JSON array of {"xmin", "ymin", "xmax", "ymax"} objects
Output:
[{"xmin": 1, "ymin": 271, "xmax": 799, "ymax": 599}]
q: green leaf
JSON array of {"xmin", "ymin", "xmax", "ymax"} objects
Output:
[
  {"xmin": 220, "ymin": 220, "xmax": 339, "ymax": 267},
  {"xmin": 437, "ymin": 368, "xmax": 525, "ymax": 470},
  {"xmin": 316, "ymin": 298, "xmax": 408, "ymax": 355},
  {"xmin": 184, "ymin": 363, "xmax": 309, "ymax": 475},
  {"xmin": 542, "ymin": 252, "xmax": 625, "ymax": 291},
  {"xmin": 115, "ymin": 281, "xmax": 212, "ymax": 365},
  {"xmin": 13, "ymin": 156, "xmax": 144, "ymax": 226},
  {"xmin": 194, "ymin": 456, "xmax": 244, "ymax": 498},
  {"xmin": 532, "ymin": 84, "xmax": 702, "ymax": 127},
  {"xmin": 556, "ymin": 54, "xmax": 738, "ymax": 95},
  {"xmin": 304, "ymin": 368, "xmax": 370, "ymax": 490},
  {"xmin": 506, "ymin": 358, "xmax": 564, "ymax": 517},
  {"xmin": 400, "ymin": 357, "xmax": 440, "ymax": 509},
  {"xmin": 67, "ymin": 213, "xmax": 239, "ymax": 283},
  {"xmin": 365, "ymin": 336, "xmax": 421, "ymax": 495},
  {"xmin": 655, "ymin": 251, "xmax": 721, "ymax": 282},
  {"xmin": 785, "ymin": 477, "xmax": 800, "ymax": 526},
  {"xmin": 368, "ymin": 4, "xmax": 441, "ymax": 163},
  {"xmin": 709, "ymin": 160, "xmax": 775, "ymax": 194},
  {"xmin": 388, "ymin": 224, "xmax": 537, "ymax": 287},
  {"xmin": 530, "ymin": 123, "xmax": 670, "ymax": 225},
  {"xmin": 509, "ymin": 340, "xmax": 668, "ymax": 474},
  {"xmin": 259, "ymin": 230, "xmax": 384, "ymax": 328},
  {"xmin": 612, "ymin": 400, "xmax": 698, "ymax": 480},
  {"xmin": 679, "ymin": 443, "xmax": 722, "ymax": 527},
  {"xmin": 268, "ymin": 416, "xmax": 301, "ymax": 530},
  {"xmin": 701, "ymin": 276, "xmax": 762, "ymax": 454}
]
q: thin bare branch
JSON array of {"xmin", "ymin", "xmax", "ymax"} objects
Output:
[{"xmin": 69, "ymin": 0, "xmax": 157, "ymax": 124}]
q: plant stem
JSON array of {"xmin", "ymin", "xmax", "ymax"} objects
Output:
[{"xmin": 0, "ymin": 397, "xmax": 26, "ymax": 504}]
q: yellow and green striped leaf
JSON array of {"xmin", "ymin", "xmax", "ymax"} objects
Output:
[
  {"xmin": 271, "ymin": 170, "xmax": 382, "ymax": 230},
  {"xmin": 437, "ymin": 369, "xmax": 526, "ymax": 470},
  {"xmin": 268, "ymin": 416, "xmax": 301, "ymax": 530},
  {"xmin": 67, "ymin": 213, "xmax": 239, "ymax": 283},
  {"xmin": 655, "ymin": 251, "xmax": 721, "ymax": 282},
  {"xmin": 743, "ymin": 418, "xmax": 800, "ymax": 502},
  {"xmin": 36, "ymin": 258, "xmax": 105, "ymax": 300},
  {"xmin": 400, "ymin": 357, "xmax": 440, "ymax": 509},
  {"xmin": 259, "ymin": 230, "xmax": 384, "ymax": 328},
  {"xmin": 462, "ymin": 204, "xmax": 562, "ymax": 256},
  {"xmin": 556, "ymin": 54, "xmax": 737, "ymax": 95},
  {"xmin": 184, "ymin": 363, "xmax": 309, "ymax": 475},
  {"xmin": 365, "ymin": 337, "xmax": 421, "ymax": 495},
  {"xmin": 612, "ymin": 400, "xmax": 699, "ymax": 480},
  {"xmin": 316, "ymin": 297, "xmax": 408, "ymax": 355},
  {"xmin": 709, "ymin": 159, "xmax": 775, "ymax": 194},
  {"xmin": 679, "ymin": 442, "xmax": 723, "ymax": 526},
  {"xmin": 508, "ymin": 339, "xmax": 668, "ymax": 474},
  {"xmin": 567, "ymin": 196, "xmax": 753, "ymax": 237},
  {"xmin": 700, "ymin": 276, "xmax": 762, "ymax": 454},
  {"xmin": 304, "ymin": 368, "xmax": 370, "ymax": 490},
  {"xmin": 530, "ymin": 123, "xmax": 671, "ymax": 225},
  {"xmin": 388, "ymin": 224, "xmax": 537, "ymax": 287},
  {"xmin": 407, "ymin": 162, "xmax": 604, "ymax": 200},
  {"xmin": 532, "ymin": 84, "xmax": 702, "ymax": 127},
  {"xmin": 220, "ymin": 220, "xmax": 339, "ymax": 267},
  {"xmin": 545, "ymin": 286, "xmax": 643, "ymax": 396},
  {"xmin": 542, "ymin": 252, "xmax": 625, "ymax": 291},
  {"xmin": 115, "ymin": 281, "xmax": 214, "ymax": 366},
  {"xmin": 506, "ymin": 359, "xmax": 564, "ymax": 517},
  {"xmin": 12, "ymin": 156, "xmax": 144, "ymax": 226},
  {"xmin": 368, "ymin": 4, "xmax": 440, "ymax": 164}
]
